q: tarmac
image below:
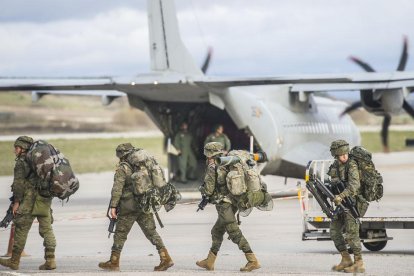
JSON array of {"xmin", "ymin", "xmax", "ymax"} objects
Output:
[{"xmin": 0, "ymin": 151, "xmax": 413, "ymax": 275}]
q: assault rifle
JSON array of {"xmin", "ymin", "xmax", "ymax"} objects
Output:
[
  {"xmin": 331, "ymin": 180, "xmax": 361, "ymax": 220},
  {"xmin": 306, "ymin": 177, "xmax": 360, "ymax": 224},
  {"xmin": 0, "ymin": 196, "xmax": 14, "ymax": 228},
  {"xmin": 106, "ymin": 203, "xmax": 118, "ymax": 239},
  {"xmin": 197, "ymin": 195, "xmax": 209, "ymax": 212}
]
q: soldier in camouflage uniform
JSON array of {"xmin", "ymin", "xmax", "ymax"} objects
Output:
[
  {"xmin": 173, "ymin": 122, "xmax": 197, "ymax": 183},
  {"xmin": 328, "ymin": 140, "xmax": 366, "ymax": 273},
  {"xmin": 204, "ymin": 124, "xmax": 231, "ymax": 152},
  {"xmin": 196, "ymin": 142, "xmax": 260, "ymax": 272},
  {"xmin": 98, "ymin": 143, "xmax": 173, "ymax": 271},
  {"xmin": 0, "ymin": 136, "xmax": 57, "ymax": 271}
]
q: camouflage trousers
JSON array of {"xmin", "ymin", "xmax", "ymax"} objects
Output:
[
  {"xmin": 210, "ymin": 202, "xmax": 252, "ymax": 255},
  {"xmin": 13, "ymin": 212, "xmax": 56, "ymax": 255},
  {"xmin": 112, "ymin": 210, "xmax": 165, "ymax": 253},
  {"xmin": 330, "ymin": 212, "xmax": 361, "ymax": 255}
]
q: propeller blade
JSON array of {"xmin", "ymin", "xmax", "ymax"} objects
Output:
[
  {"xmin": 201, "ymin": 47, "xmax": 213, "ymax": 74},
  {"xmin": 340, "ymin": 101, "xmax": 363, "ymax": 117},
  {"xmin": 381, "ymin": 115, "xmax": 391, "ymax": 152},
  {"xmin": 349, "ymin": 56, "xmax": 376, "ymax": 72},
  {"xmin": 397, "ymin": 36, "xmax": 409, "ymax": 71},
  {"xmin": 402, "ymin": 100, "xmax": 414, "ymax": 117}
]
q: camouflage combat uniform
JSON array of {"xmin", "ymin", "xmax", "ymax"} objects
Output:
[
  {"xmin": 109, "ymin": 162, "xmax": 165, "ymax": 253},
  {"xmin": 196, "ymin": 142, "xmax": 260, "ymax": 272},
  {"xmin": 328, "ymin": 139, "xmax": 366, "ymax": 273},
  {"xmin": 204, "ymin": 164, "xmax": 252, "ymax": 254},
  {"xmin": 99, "ymin": 143, "xmax": 173, "ymax": 271},
  {"xmin": 328, "ymin": 158, "xmax": 362, "ymax": 255},
  {"xmin": 0, "ymin": 136, "xmax": 56, "ymax": 271},
  {"xmin": 173, "ymin": 130, "xmax": 197, "ymax": 182},
  {"xmin": 204, "ymin": 133, "xmax": 231, "ymax": 152}
]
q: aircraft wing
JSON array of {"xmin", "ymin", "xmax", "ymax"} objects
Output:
[
  {"xmin": 198, "ymin": 72, "xmax": 414, "ymax": 92},
  {"xmin": 1, "ymin": 71, "xmax": 414, "ymax": 101},
  {"xmin": 0, "ymin": 77, "xmax": 118, "ymax": 91}
]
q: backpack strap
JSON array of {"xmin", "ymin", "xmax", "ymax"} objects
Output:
[{"xmin": 335, "ymin": 163, "xmax": 349, "ymax": 183}]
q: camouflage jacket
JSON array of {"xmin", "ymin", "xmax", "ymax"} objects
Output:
[
  {"xmin": 328, "ymin": 159, "xmax": 361, "ymax": 198},
  {"xmin": 204, "ymin": 133, "xmax": 231, "ymax": 152},
  {"xmin": 110, "ymin": 161, "xmax": 133, "ymax": 208},
  {"xmin": 202, "ymin": 162, "xmax": 231, "ymax": 204},
  {"xmin": 11, "ymin": 154, "xmax": 39, "ymax": 214}
]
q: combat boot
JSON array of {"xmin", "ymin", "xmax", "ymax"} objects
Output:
[
  {"xmin": 196, "ymin": 251, "xmax": 216, "ymax": 271},
  {"xmin": 344, "ymin": 254, "xmax": 365, "ymax": 273},
  {"xmin": 331, "ymin": 250, "xmax": 353, "ymax": 271},
  {"xmin": 98, "ymin": 251, "xmax": 120, "ymax": 271},
  {"xmin": 154, "ymin": 247, "xmax": 174, "ymax": 271},
  {"xmin": 39, "ymin": 252, "xmax": 56, "ymax": 270},
  {"xmin": 0, "ymin": 251, "xmax": 21, "ymax": 270},
  {"xmin": 240, "ymin": 252, "xmax": 261, "ymax": 272}
]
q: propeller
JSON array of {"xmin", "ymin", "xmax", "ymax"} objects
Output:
[
  {"xmin": 340, "ymin": 101, "xmax": 363, "ymax": 117},
  {"xmin": 342, "ymin": 37, "xmax": 414, "ymax": 152},
  {"xmin": 201, "ymin": 47, "xmax": 213, "ymax": 74}
]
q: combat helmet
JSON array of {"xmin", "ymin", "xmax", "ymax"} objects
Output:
[
  {"xmin": 204, "ymin": 142, "xmax": 224, "ymax": 158},
  {"xmin": 14, "ymin": 136, "xmax": 34, "ymax": 150},
  {"xmin": 116, "ymin": 143, "xmax": 134, "ymax": 158},
  {"xmin": 330, "ymin": 139, "xmax": 350, "ymax": 157}
]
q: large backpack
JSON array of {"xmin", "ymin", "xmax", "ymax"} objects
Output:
[
  {"xmin": 223, "ymin": 150, "xmax": 272, "ymax": 212},
  {"xmin": 26, "ymin": 140, "xmax": 79, "ymax": 200},
  {"xmin": 349, "ymin": 146, "xmax": 383, "ymax": 202},
  {"xmin": 126, "ymin": 149, "xmax": 180, "ymax": 212}
]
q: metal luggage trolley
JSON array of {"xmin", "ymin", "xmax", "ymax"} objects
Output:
[{"xmin": 300, "ymin": 159, "xmax": 414, "ymax": 252}]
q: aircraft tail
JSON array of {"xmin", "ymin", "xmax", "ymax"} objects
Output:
[{"xmin": 147, "ymin": 0, "xmax": 203, "ymax": 76}]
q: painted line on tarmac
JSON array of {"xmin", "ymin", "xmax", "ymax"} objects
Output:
[{"xmin": 0, "ymin": 271, "xmax": 32, "ymax": 276}]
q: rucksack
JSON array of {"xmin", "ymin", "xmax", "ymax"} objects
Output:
[
  {"xmin": 349, "ymin": 146, "xmax": 383, "ymax": 202},
  {"xmin": 223, "ymin": 150, "xmax": 272, "ymax": 211},
  {"xmin": 26, "ymin": 140, "xmax": 79, "ymax": 200},
  {"xmin": 126, "ymin": 149, "xmax": 180, "ymax": 212}
]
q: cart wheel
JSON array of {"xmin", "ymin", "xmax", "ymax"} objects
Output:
[{"xmin": 363, "ymin": 241, "xmax": 387, "ymax": 251}]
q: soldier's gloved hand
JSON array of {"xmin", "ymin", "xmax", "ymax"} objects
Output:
[{"xmin": 333, "ymin": 195, "xmax": 343, "ymax": 205}]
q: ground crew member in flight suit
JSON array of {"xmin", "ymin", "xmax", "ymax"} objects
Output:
[
  {"xmin": 204, "ymin": 124, "xmax": 231, "ymax": 152},
  {"xmin": 173, "ymin": 122, "xmax": 197, "ymax": 183},
  {"xmin": 0, "ymin": 136, "xmax": 57, "ymax": 271},
  {"xmin": 328, "ymin": 140, "xmax": 366, "ymax": 273},
  {"xmin": 196, "ymin": 142, "xmax": 260, "ymax": 272},
  {"xmin": 98, "ymin": 143, "xmax": 173, "ymax": 272}
]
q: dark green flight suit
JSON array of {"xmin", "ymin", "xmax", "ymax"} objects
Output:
[
  {"xmin": 204, "ymin": 133, "xmax": 231, "ymax": 152},
  {"xmin": 173, "ymin": 130, "xmax": 197, "ymax": 182},
  {"xmin": 109, "ymin": 161, "xmax": 165, "ymax": 253},
  {"xmin": 328, "ymin": 159, "xmax": 368, "ymax": 256},
  {"xmin": 11, "ymin": 154, "xmax": 56, "ymax": 257},
  {"xmin": 203, "ymin": 162, "xmax": 252, "ymax": 254}
]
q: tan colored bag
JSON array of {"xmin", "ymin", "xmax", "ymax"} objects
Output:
[
  {"xmin": 31, "ymin": 194, "xmax": 52, "ymax": 217},
  {"xmin": 131, "ymin": 167, "xmax": 152, "ymax": 195},
  {"xmin": 226, "ymin": 165, "xmax": 247, "ymax": 196}
]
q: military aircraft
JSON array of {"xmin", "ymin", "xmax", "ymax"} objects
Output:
[{"xmin": 1, "ymin": 0, "xmax": 414, "ymax": 179}]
